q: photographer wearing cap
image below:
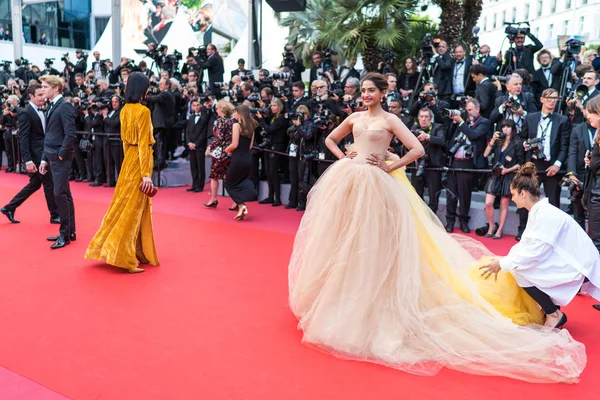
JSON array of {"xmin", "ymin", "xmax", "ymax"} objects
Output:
[
  {"xmin": 517, "ymin": 88, "xmax": 570, "ymax": 240},
  {"xmin": 410, "ymin": 107, "xmax": 447, "ymax": 213}
]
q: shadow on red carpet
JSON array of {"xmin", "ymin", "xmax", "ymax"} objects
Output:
[{"xmin": 0, "ymin": 172, "xmax": 598, "ymax": 400}]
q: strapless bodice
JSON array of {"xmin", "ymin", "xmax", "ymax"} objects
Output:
[{"xmin": 348, "ymin": 127, "xmax": 393, "ymax": 163}]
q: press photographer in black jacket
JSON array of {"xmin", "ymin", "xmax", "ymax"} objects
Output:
[
  {"xmin": 286, "ymin": 105, "xmax": 314, "ymax": 211},
  {"xmin": 257, "ymin": 98, "xmax": 288, "ymax": 207},
  {"xmin": 410, "ymin": 107, "xmax": 447, "ymax": 213},
  {"xmin": 501, "ymin": 29, "xmax": 543, "ymax": 75},
  {"xmin": 200, "ymin": 44, "xmax": 225, "ymax": 96},
  {"xmin": 102, "ymin": 95, "xmax": 123, "ymax": 186},
  {"xmin": 567, "ymin": 116, "xmax": 595, "ymax": 229},
  {"xmin": 146, "ymin": 77, "xmax": 176, "ymax": 169}
]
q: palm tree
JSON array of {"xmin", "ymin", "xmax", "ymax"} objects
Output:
[
  {"xmin": 279, "ymin": 0, "xmax": 416, "ymax": 72},
  {"xmin": 461, "ymin": 0, "xmax": 483, "ymax": 45},
  {"xmin": 432, "ymin": 0, "xmax": 463, "ymax": 49}
]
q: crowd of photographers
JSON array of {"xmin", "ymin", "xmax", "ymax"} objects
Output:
[{"xmin": 1, "ymin": 25, "xmax": 600, "ymax": 236}]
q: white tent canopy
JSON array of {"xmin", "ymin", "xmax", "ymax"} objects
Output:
[{"xmin": 91, "ymin": 17, "xmax": 142, "ymax": 63}]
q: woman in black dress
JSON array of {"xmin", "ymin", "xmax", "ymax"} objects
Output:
[
  {"xmin": 224, "ymin": 105, "xmax": 259, "ymax": 220},
  {"xmin": 585, "ymin": 97, "xmax": 600, "ymax": 252},
  {"xmin": 482, "ymin": 119, "xmax": 524, "ymax": 239}
]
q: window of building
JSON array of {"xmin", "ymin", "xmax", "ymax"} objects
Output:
[
  {"xmin": 535, "ymin": 27, "xmax": 540, "ymax": 38},
  {"xmin": 512, "ymin": 7, "xmax": 517, "ymax": 22},
  {"xmin": 582, "ymin": 0, "xmax": 587, "ymax": 4},
  {"xmin": 551, "ymin": 0, "xmax": 556, "ymax": 13},
  {"xmin": 580, "ymin": 16, "xmax": 585, "ymax": 33},
  {"xmin": 524, "ymin": 4, "xmax": 529, "ymax": 21},
  {"xmin": 493, "ymin": 13, "xmax": 497, "ymax": 29},
  {"xmin": 94, "ymin": 17, "xmax": 109, "ymax": 45},
  {"xmin": 566, "ymin": 0, "xmax": 572, "ymax": 8},
  {"xmin": 502, "ymin": 10, "xmax": 506, "ymax": 24},
  {"xmin": 563, "ymin": 20, "xmax": 569, "ymax": 35},
  {"xmin": 537, "ymin": 0, "xmax": 543, "ymax": 16},
  {"xmin": 548, "ymin": 24, "xmax": 554, "ymax": 40},
  {"xmin": 483, "ymin": 16, "xmax": 488, "ymax": 31}
]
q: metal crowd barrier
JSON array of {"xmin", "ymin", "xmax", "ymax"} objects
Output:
[{"xmin": 76, "ymin": 131, "xmax": 121, "ymax": 185}]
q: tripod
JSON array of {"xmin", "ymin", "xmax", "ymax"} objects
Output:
[
  {"xmin": 557, "ymin": 56, "xmax": 577, "ymax": 115},
  {"xmin": 499, "ymin": 45, "xmax": 518, "ymax": 76},
  {"xmin": 408, "ymin": 56, "xmax": 432, "ymax": 109}
]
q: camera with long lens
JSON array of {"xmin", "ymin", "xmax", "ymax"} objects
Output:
[
  {"xmin": 92, "ymin": 97, "xmax": 111, "ymax": 110},
  {"xmin": 250, "ymin": 107, "xmax": 269, "ymax": 114},
  {"xmin": 246, "ymin": 93, "xmax": 261, "ymax": 102},
  {"xmin": 328, "ymin": 88, "xmax": 344, "ymax": 98},
  {"xmin": 275, "ymin": 87, "xmax": 291, "ymax": 99},
  {"xmin": 288, "ymin": 111, "xmax": 305, "ymax": 122},
  {"xmin": 282, "ymin": 46, "xmax": 296, "ymax": 66},
  {"xmin": 314, "ymin": 108, "xmax": 333, "ymax": 129},
  {"xmin": 565, "ymin": 38, "xmax": 585, "ymax": 56},
  {"xmin": 148, "ymin": 80, "xmax": 160, "ymax": 95},
  {"xmin": 442, "ymin": 109, "xmax": 462, "ymax": 118},
  {"xmin": 321, "ymin": 48, "xmax": 337, "ymax": 71},
  {"xmin": 240, "ymin": 74, "xmax": 254, "ymax": 81},
  {"xmin": 524, "ymin": 137, "xmax": 547, "ymax": 161},
  {"xmin": 260, "ymin": 77, "xmax": 274, "ymax": 86},
  {"xmin": 449, "ymin": 133, "xmax": 472, "ymax": 156},
  {"xmin": 561, "ymin": 174, "xmax": 584, "ymax": 201},
  {"xmin": 272, "ymin": 72, "xmax": 291, "ymax": 81},
  {"xmin": 221, "ymin": 89, "xmax": 243, "ymax": 98},
  {"xmin": 568, "ymin": 84, "xmax": 588, "ymax": 101},
  {"xmin": 491, "ymin": 75, "xmax": 507, "ymax": 83},
  {"xmin": 504, "ymin": 23, "xmax": 530, "ymax": 42},
  {"xmin": 255, "ymin": 129, "xmax": 271, "ymax": 149},
  {"xmin": 503, "ymin": 98, "xmax": 522, "ymax": 112},
  {"xmin": 79, "ymin": 52, "xmax": 89, "ymax": 60},
  {"xmin": 415, "ymin": 154, "xmax": 430, "ymax": 177}
]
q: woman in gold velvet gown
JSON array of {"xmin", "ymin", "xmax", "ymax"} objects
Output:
[
  {"xmin": 85, "ymin": 72, "xmax": 159, "ymax": 273},
  {"xmin": 288, "ymin": 73, "xmax": 586, "ymax": 383}
]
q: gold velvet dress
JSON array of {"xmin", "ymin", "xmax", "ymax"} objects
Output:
[{"xmin": 85, "ymin": 103, "xmax": 159, "ymax": 270}]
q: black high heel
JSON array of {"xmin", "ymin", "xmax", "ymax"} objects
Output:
[
  {"xmin": 204, "ymin": 200, "xmax": 219, "ymax": 208},
  {"xmin": 229, "ymin": 204, "xmax": 239, "ymax": 211},
  {"xmin": 554, "ymin": 313, "xmax": 567, "ymax": 329}
]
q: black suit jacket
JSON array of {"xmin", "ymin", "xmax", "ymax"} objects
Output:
[
  {"xmin": 480, "ymin": 55, "xmax": 499, "ymax": 76},
  {"xmin": 450, "ymin": 56, "xmax": 475, "ymax": 95},
  {"xmin": 432, "ymin": 54, "xmax": 453, "ymax": 96},
  {"xmin": 489, "ymin": 92, "xmax": 538, "ymax": 128},
  {"xmin": 503, "ymin": 35, "xmax": 544, "ymax": 74},
  {"xmin": 423, "ymin": 123, "xmax": 447, "ymax": 167},
  {"xmin": 18, "ymin": 104, "xmax": 45, "ymax": 165},
  {"xmin": 452, "ymin": 117, "xmax": 492, "ymax": 168},
  {"xmin": 185, "ymin": 114, "xmax": 208, "ymax": 149},
  {"xmin": 572, "ymin": 89, "xmax": 600, "ymax": 124},
  {"xmin": 201, "ymin": 55, "xmax": 225, "ymax": 93},
  {"xmin": 531, "ymin": 63, "xmax": 561, "ymax": 106},
  {"xmin": 103, "ymin": 107, "xmax": 121, "ymax": 134},
  {"xmin": 568, "ymin": 122, "xmax": 594, "ymax": 178},
  {"xmin": 42, "ymin": 97, "xmax": 77, "ymax": 162},
  {"xmin": 199, "ymin": 107, "xmax": 218, "ymax": 143},
  {"xmin": 475, "ymin": 78, "xmax": 498, "ymax": 118},
  {"xmin": 146, "ymin": 90, "xmax": 176, "ymax": 129},
  {"xmin": 521, "ymin": 112, "xmax": 571, "ymax": 166}
]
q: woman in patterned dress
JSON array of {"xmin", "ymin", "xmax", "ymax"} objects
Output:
[{"xmin": 204, "ymin": 99, "xmax": 234, "ymax": 207}]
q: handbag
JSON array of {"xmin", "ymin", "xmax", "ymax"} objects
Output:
[
  {"xmin": 139, "ymin": 182, "xmax": 158, "ymax": 198},
  {"xmin": 210, "ymin": 146, "xmax": 223, "ymax": 159}
]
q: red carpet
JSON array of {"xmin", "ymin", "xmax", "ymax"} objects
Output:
[{"xmin": 0, "ymin": 171, "xmax": 598, "ymax": 400}]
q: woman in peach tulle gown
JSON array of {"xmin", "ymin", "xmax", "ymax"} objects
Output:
[{"xmin": 288, "ymin": 72, "xmax": 586, "ymax": 383}]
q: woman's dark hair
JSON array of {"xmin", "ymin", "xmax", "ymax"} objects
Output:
[
  {"xmin": 235, "ymin": 104, "xmax": 258, "ymax": 138},
  {"xmin": 125, "ymin": 72, "xmax": 150, "ymax": 104},
  {"xmin": 361, "ymin": 72, "xmax": 388, "ymax": 93},
  {"xmin": 499, "ymin": 119, "xmax": 517, "ymax": 143},
  {"xmin": 401, "ymin": 57, "xmax": 417, "ymax": 74},
  {"xmin": 510, "ymin": 162, "xmax": 541, "ymax": 198}
]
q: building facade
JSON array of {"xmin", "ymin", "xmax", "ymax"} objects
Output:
[{"xmin": 476, "ymin": 0, "xmax": 600, "ymax": 56}]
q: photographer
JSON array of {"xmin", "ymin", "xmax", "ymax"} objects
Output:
[
  {"xmin": 445, "ymin": 98, "xmax": 491, "ymax": 233},
  {"xmin": 567, "ymin": 109, "xmax": 595, "ymax": 229},
  {"xmin": 501, "ymin": 27, "xmax": 543, "ymax": 75},
  {"xmin": 337, "ymin": 58, "xmax": 360, "ymax": 89},
  {"xmin": 72, "ymin": 74, "xmax": 86, "ymax": 99},
  {"xmin": 1, "ymin": 95, "xmax": 19, "ymax": 172},
  {"xmin": 257, "ymin": 98, "xmax": 288, "ymax": 206},
  {"xmin": 429, "ymin": 40, "xmax": 453, "ymax": 101},
  {"xmin": 450, "ymin": 45, "xmax": 475, "ymax": 105},
  {"xmin": 340, "ymin": 77, "xmax": 361, "ymax": 116},
  {"xmin": 71, "ymin": 50, "xmax": 88, "ymax": 89},
  {"xmin": 472, "ymin": 44, "xmax": 499, "ymax": 76},
  {"xmin": 282, "ymin": 45, "xmax": 306, "ymax": 82},
  {"xmin": 489, "ymin": 74, "xmax": 537, "ymax": 133},
  {"xmin": 102, "ymin": 95, "xmax": 123, "ymax": 186},
  {"xmin": 410, "ymin": 107, "xmax": 447, "ymax": 213},
  {"xmin": 91, "ymin": 51, "xmax": 108, "ymax": 80},
  {"xmin": 408, "ymin": 82, "xmax": 449, "ymax": 125},
  {"xmin": 483, "ymin": 119, "xmax": 524, "ymax": 238},
  {"xmin": 566, "ymin": 71, "xmax": 600, "ymax": 124},
  {"xmin": 287, "ymin": 81, "xmax": 308, "ymax": 113},
  {"xmin": 470, "ymin": 64, "xmax": 498, "ymax": 118},
  {"xmin": 388, "ymin": 99, "xmax": 413, "ymax": 130},
  {"xmin": 517, "ymin": 88, "xmax": 570, "ymax": 239},
  {"xmin": 146, "ymin": 77, "xmax": 176, "ymax": 170},
  {"xmin": 286, "ymin": 105, "xmax": 314, "ymax": 210},
  {"xmin": 231, "ymin": 58, "xmax": 252, "ymax": 79},
  {"xmin": 584, "ymin": 97, "xmax": 600, "ymax": 252},
  {"xmin": 309, "ymin": 51, "xmax": 337, "ymax": 87},
  {"xmin": 531, "ymin": 50, "xmax": 560, "ymax": 106},
  {"xmin": 86, "ymin": 103, "xmax": 106, "ymax": 187},
  {"xmin": 199, "ymin": 44, "xmax": 224, "ymax": 96}
]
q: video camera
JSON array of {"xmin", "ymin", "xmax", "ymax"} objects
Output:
[
  {"xmin": 189, "ymin": 45, "xmax": 208, "ymax": 63},
  {"xmin": 60, "ymin": 53, "xmax": 69, "ymax": 63},
  {"xmin": 565, "ymin": 38, "xmax": 585, "ymax": 56},
  {"xmin": 1, "ymin": 60, "xmax": 11, "ymax": 74},
  {"xmin": 421, "ymin": 33, "xmax": 441, "ymax": 60},
  {"xmin": 504, "ymin": 22, "xmax": 530, "ymax": 42},
  {"xmin": 44, "ymin": 58, "xmax": 55, "ymax": 66}
]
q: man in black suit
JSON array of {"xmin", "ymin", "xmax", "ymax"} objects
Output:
[
  {"xmin": 501, "ymin": 31, "xmax": 543, "ymax": 75},
  {"xmin": 146, "ymin": 77, "xmax": 176, "ymax": 170},
  {"xmin": 489, "ymin": 74, "xmax": 538, "ymax": 133},
  {"xmin": 199, "ymin": 44, "xmax": 225, "ymax": 96},
  {"xmin": 474, "ymin": 44, "xmax": 499, "ymax": 76},
  {"xmin": 185, "ymin": 99, "xmax": 209, "ymax": 192},
  {"xmin": 231, "ymin": 58, "xmax": 252, "ymax": 79},
  {"xmin": 567, "ymin": 115, "xmax": 595, "ymax": 229},
  {"xmin": 566, "ymin": 71, "xmax": 600, "ymax": 124},
  {"xmin": 410, "ymin": 107, "xmax": 447, "ymax": 213},
  {"xmin": 516, "ymin": 88, "xmax": 571, "ymax": 239},
  {"xmin": 446, "ymin": 99, "xmax": 491, "ymax": 233},
  {"xmin": 429, "ymin": 40, "xmax": 453, "ymax": 101},
  {"xmin": 1, "ymin": 83, "xmax": 59, "ymax": 224},
  {"xmin": 470, "ymin": 64, "xmax": 497, "ymax": 118},
  {"xmin": 338, "ymin": 59, "xmax": 361, "ymax": 88},
  {"xmin": 39, "ymin": 75, "xmax": 77, "ymax": 249},
  {"xmin": 450, "ymin": 44, "xmax": 475, "ymax": 105},
  {"xmin": 286, "ymin": 81, "xmax": 309, "ymax": 114},
  {"xmin": 531, "ymin": 50, "xmax": 560, "ymax": 107}
]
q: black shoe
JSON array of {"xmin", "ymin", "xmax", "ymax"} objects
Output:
[
  {"xmin": 89, "ymin": 181, "xmax": 103, "ymax": 187},
  {"xmin": 1, "ymin": 207, "xmax": 19, "ymax": 223},
  {"xmin": 592, "ymin": 304, "xmax": 600, "ymax": 312},
  {"xmin": 445, "ymin": 224, "xmax": 454, "ymax": 233},
  {"xmin": 515, "ymin": 232, "xmax": 523, "ymax": 241},
  {"xmin": 5, "ymin": 167, "xmax": 14, "ymax": 173},
  {"xmin": 272, "ymin": 200, "xmax": 282, "ymax": 207},
  {"xmin": 554, "ymin": 313, "xmax": 568, "ymax": 329},
  {"xmin": 203, "ymin": 200, "xmax": 218, "ymax": 208},
  {"xmin": 186, "ymin": 187, "xmax": 197, "ymax": 192},
  {"xmin": 47, "ymin": 233, "xmax": 76, "ymax": 242},
  {"xmin": 193, "ymin": 188, "xmax": 203, "ymax": 193},
  {"xmin": 50, "ymin": 216, "xmax": 60, "ymax": 224},
  {"xmin": 460, "ymin": 222, "xmax": 470, "ymax": 234},
  {"xmin": 259, "ymin": 198, "xmax": 274, "ymax": 204},
  {"xmin": 50, "ymin": 237, "xmax": 70, "ymax": 249},
  {"xmin": 285, "ymin": 203, "xmax": 297, "ymax": 209}
]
